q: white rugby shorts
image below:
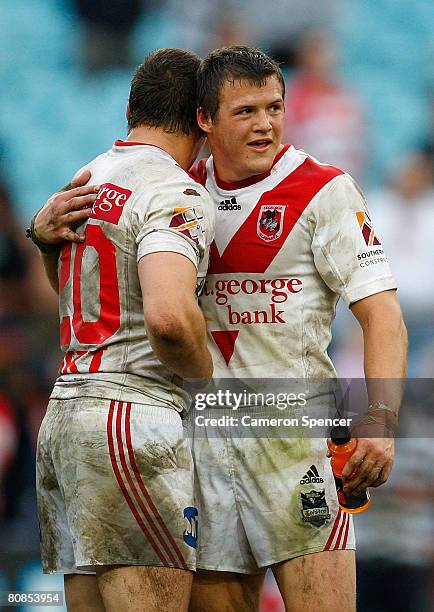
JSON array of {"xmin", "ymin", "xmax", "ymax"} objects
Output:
[
  {"xmin": 36, "ymin": 397, "xmax": 197, "ymax": 574},
  {"xmin": 192, "ymin": 427, "xmax": 355, "ymax": 574}
]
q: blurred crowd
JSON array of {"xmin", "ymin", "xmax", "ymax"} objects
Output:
[
  {"xmin": 0, "ymin": 178, "xmax": 60, "ymax": 553},
  {"xmin": 1, "ymin": 1, "xmax": 433, "ymax": 610}
]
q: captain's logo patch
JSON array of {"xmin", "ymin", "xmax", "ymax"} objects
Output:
[
  {"xmin": 257, "ymin": 205, "xmax": 285, "ymax": 242},
  {"xmin": 300, "ymin": 489, "xmax": 331, "ymax": 527}
]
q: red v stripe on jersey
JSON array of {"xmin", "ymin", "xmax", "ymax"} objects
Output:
[
  {"xmin": 209, "ymin": 157, "xmax": 343, "ymax": 274},
  {"xmin": 210, "ymin": 331, "xmax": 239, "ymax": 365}
]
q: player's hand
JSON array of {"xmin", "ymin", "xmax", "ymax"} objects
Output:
[
  {"xmin": 340, "ymin": 437, "xmax": 395, "ymax": 497},
  {"xmin": 34, "ymin": 170, "xmax": 100, "ymax": 245}
]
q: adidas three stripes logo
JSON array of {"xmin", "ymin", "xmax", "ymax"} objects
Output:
[{"xmin": 299, "ymin": 464, "xmax": 325, "ymax": 484}]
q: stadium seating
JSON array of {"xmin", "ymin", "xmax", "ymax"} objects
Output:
[
  {"xmin": 0, "ymin": 0, "xmax": 433, "ymax": 214},
  {"xmin": 339, "ymin": 0, "xmax": 433, "ymax": 181}
]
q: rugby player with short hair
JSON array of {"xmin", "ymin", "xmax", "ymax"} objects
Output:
[
  {"xmin": 30, "ymin": 48, "xmax": 214, "ymax": 612},
  {"xmin": 32, "ymin": 46, "xmax": 407, "ymax": 612},
  {"xmin": 187, "ymin": 46, "xmax": 405, "ymax": 612}
]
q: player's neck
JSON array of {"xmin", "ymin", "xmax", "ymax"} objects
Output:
[
  {"xmin": 125, "ymin": 127, "xmax": 201, "ymax": 171},
  {"xmin": 212, "ymin": 143, "xmax": 286, "ymax": 184}
]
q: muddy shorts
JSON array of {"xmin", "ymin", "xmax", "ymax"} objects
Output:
[
  {"xmin": 36, "ymin": 397, "xmax": 197, "ymax": 574},
  {"xmin": 192, "ymin": 431, "xmax": 355, "ymax": 574}
]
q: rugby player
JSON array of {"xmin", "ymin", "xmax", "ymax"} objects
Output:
[
  {"xmin": 29, "ymin": 49, "xmax": 214, "ymax": 612},
  {"xmin": 32, "ymin": 46, "xmax": 407, "ymax": 612},
  {"xmin": 187, "ymin": 47, "xmax": 406, "ymax": 612}
]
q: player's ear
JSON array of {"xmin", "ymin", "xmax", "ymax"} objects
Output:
[
  {"xmin": 126, "ymin": 102, "xmax": 132, "ymax": 122},
  {"xmin": 197, "ymin": 107, "xmax": 213, "ymax": 133}
]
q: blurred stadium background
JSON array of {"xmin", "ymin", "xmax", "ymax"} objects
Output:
[{"xmin": 0, "ymin": 1, "xmax": 433, "ymax": 610}]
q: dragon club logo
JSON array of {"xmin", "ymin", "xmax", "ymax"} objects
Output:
[{"xmin": 257, "ymin": 205, "xmax": 285, "ymax": 242}]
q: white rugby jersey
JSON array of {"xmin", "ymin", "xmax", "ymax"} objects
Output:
[
  {"xmin": 51, "ymin": 141, "xmax": 214, "ymax": 410},
  {"xmin": 193, "ymin": 144, "xmax": 396, "ymax": 379}
]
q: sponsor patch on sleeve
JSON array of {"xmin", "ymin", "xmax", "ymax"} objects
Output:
[
  {"xmin": 356, "ymin": 210, "xmax": 381, "ymax": 246},
  {"xmin": 169, "ymin": 206, "xmax": 204, "ymax": 245}
]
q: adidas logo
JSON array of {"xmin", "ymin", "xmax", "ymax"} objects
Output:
[
  {"xmin": 300, "ymin": 465, "xmax": 324, "ymax": 485},
  {"xmin": 218, "ymin": 197, "xmax": 241, "ymax": 211}
]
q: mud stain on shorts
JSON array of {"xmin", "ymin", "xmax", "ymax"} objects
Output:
[
  {"xmin": 41, "ymin": 471, "xmax": 58, "ymax": 492},
  {"xmin": 237, "ymin": 438, "xmax": 312, "ymax": 476},
  {"xmin": 133, "ymin": 442, "xmax": 178, "ymax": 478},
  {"xmin": 38, "ymin": 499, "xmax": 60, "ymax": 571}
]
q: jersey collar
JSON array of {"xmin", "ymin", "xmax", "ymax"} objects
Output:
[
  {"xmin": 114, "ymin": 140, "xmax": 170, "ymax": 155},
  {"xmin": 213, "ymin": 144, "xmax": 291, "ymax": 191}
]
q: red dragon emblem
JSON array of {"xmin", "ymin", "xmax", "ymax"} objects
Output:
[{"xmin": 257, "ymin": 205, "xmax": 285, "ymax": 242}]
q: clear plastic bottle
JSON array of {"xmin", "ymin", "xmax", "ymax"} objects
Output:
[{"xmin": 328, "ymin": 426, "xmax": 371, "ymax": 514}]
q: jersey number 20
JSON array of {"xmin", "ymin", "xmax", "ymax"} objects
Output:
[{"xmin": 59, "ymin": 224, "xmax": 121, "ymax": 347}]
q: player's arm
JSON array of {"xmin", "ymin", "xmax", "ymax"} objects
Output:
[
  {"xmin": 28, "ymin": 170, "xmax": 99, "ymax": 293},
  {"xmin": 39, "ymin": 252, "xmax": 61, "ymax": 294},
  {"xmin": 138, "ymin": 252, "xmax": 213, "ymax": 380},
  {"xmin": 342, "ymin": 289, "xmax": 408, "ymax": 496},
  {"xmin": 311, "ymin": 174, "xmax": 407, "ymax": 495}
]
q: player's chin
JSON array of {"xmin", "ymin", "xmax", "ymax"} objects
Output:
[{"xmin": 244, "ymin": 152, "xmax": 275, "ymax": 175}]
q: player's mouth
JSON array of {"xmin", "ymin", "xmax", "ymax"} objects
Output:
[{"xmin": 247, "ymin": 138, "xmax": 273, "ymax": 152}]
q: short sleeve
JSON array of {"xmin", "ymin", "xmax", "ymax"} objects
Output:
[
  {"xmin": 136, "ymin": 181, "xmax": 214, "ymax": 270},
  {"xmin": 310, "ymin": 173, "xmax": 397, "ymax": 306}
]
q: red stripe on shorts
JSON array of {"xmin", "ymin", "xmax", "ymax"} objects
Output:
[
  {"xmin": 342, "ymin": 513, "xmax": 351, "ymax": 549},
  {"xmin": 324, "ymin": 508, "xmax": 343, "ymax": 551},
  {"xmin": 107, "ymin": 400, "xmax": 169, "ymax": 566},
  {"xmin": 124, "ymin": 402, "xmax": 189, "ymax": 570},
  {"xmin": 114, "ymin": 402, "xmax": 181, "ymax": 568},
  {"xmin": 334, "ymin": 512, "xmax": 348, "ymax": 549}
]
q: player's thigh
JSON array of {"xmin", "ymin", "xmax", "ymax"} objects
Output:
[
  {"xmin": 64, "ymin": 574, "xmax": 105, "ymax": 612},
  {"xmin": 96, "ymin": 565, "xmax": 193, "ymax": 612},
  {"xmin": 272, "ymin": 549, "xmax": 356, "ymax": 612},
  {"xmin": 189, "ymin": 569, "xmax": 265, "ymax": 612}
]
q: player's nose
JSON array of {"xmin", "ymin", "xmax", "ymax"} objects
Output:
[{"xmin": 253, "ymin": 109, "xmax": 272, "ymax": 132}]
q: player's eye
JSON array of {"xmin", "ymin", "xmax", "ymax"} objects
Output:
[{"xmin": 237, "ymin": 108, "xmax": 252, "ymax": 115}]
